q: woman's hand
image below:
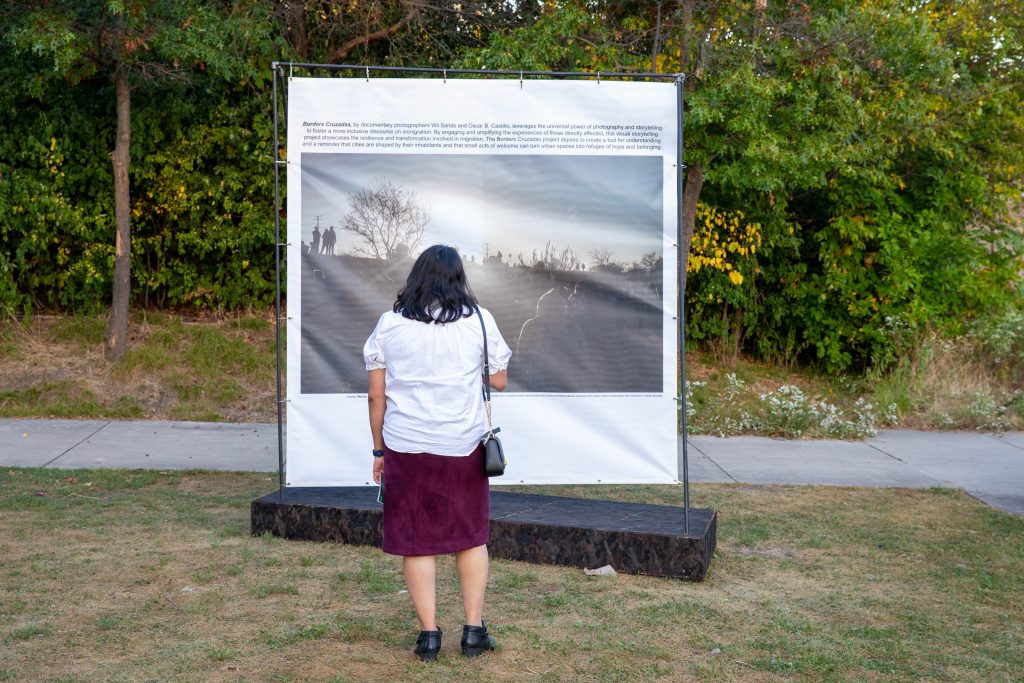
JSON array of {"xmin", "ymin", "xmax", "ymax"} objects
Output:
[
  {"xmin": 372, "ymin": 454, "xmax": 384, "ymax": 484},
  {"xmin": 489, "ymin": 369, "xmax": 508, "ymax": 391}
]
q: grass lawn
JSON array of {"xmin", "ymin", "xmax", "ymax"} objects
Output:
[{"xmin": 1, "ymin": 470, "xmax": 1021, "ymax": 682}]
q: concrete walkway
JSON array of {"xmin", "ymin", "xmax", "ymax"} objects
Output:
[
  {"xmin": 2, "ymin": 419, "xmax": 1022, "ymax": 516},
  {"xmin": 688, "ymin": 431, "xmax": 1024, "ymax": 515}
]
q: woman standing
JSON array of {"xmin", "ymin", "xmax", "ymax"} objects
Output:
[{"xmin": 363, "ymin": 244, "xmax": 512, "ymax": 662}]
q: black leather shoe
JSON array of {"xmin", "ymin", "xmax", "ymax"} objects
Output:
[
  {"xmin": 461, "ymin": 622, "xmax": 496, "ymax": 657},
  {"xmin": 414, "ymin": 628, "xmax": 442, "ymax": 662}
]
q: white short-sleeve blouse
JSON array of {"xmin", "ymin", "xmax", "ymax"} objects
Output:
[{"xmin": 363, "ymin": 306, "xmax": 512, "ymax": 457}]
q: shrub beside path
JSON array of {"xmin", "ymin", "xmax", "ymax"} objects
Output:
[{"xmin": 1, "ymin": 418, "xmax": 1021, "ymax": 515}]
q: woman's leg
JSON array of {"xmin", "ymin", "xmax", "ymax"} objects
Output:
[
  {"xmin": 455, "ymin": 544, "xmax": 489, "ymax": 626},
  {"xmin": 403, "ymin": 555, "xmax": 437, "ymax": 631}
]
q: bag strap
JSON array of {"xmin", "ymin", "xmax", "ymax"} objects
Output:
[{"xmin": 474, "ymin": 305, "xmax": 496, "ymax": 436}]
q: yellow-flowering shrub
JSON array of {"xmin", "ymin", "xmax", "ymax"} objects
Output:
[
  {"xmin": 684, "ymin": 203, "xmax": 766, "ymax": 351},
  {"xmin": 688, "ymin": 204, "xmax": 762, "ymax": 286}
]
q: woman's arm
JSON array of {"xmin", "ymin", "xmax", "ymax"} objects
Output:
[
  {"xmin": 489, "ymin": 369, "xmax": 508, "ymax": 392},
  {"xmin": 368, "ymin": 369, "xmax": 386, "ymax": 483}
]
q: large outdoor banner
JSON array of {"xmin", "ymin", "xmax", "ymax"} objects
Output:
[{"xmin": 286, "ymin": 76, "xmax": 679, "ymax": 486}]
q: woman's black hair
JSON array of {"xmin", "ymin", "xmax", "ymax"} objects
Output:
[{"xmin": 393, "ymin": 244, "xmax": 477, "ymax": 323}]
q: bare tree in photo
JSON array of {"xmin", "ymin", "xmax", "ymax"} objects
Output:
[
  {"xmin": 590, "ymin": 247, "xmax": 615, "ymax": 269},
  {"xmin": 632, "ymin": 251, "xmax": 663, "ymax": 273},
  {"xmin": 590, "ymin": 247, "xmax": 624, "ymax": 274},
  {"xmin": 341, "ymin": 178, "xmax": 429, "ymax": 260}
]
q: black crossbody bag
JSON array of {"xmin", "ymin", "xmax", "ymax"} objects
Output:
[{"xmin": 474, "ymin": 305, "xmax": 506, "ymax": 477}]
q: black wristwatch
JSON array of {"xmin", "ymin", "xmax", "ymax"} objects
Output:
[{"xmin": 372, "ymin": 449, "xmax": 385, "ymax": 458}]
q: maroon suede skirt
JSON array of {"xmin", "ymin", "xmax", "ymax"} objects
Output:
[{"xmin": 381, "ymin": 443, "xmax": 489, "ymax": 556}]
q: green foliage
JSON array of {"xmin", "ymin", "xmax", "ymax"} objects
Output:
[
  {"xmin": 0, "ymin": 78, "xmax": 277, "ymax": 311},
  {"xmin": 0, "ymin": 0, "xmax": 1020, "ymax": 378},
  {"xmin": 457, "ymin": 4, "xmax": 646, "ymax": 73},
  {"xmin": 0, "ymin": 0, "xmax": 280, "ymax": 312},
  {"xmin": 0, "ymin": 81, "xmax": 112, "ymax": 312},
  {"xmin": 129, "ymin": 90, "xmax": 277, "ymax": 309},
  {"xmin": 671, "ymin": 0, "xmax": 1022, "ymax": 371}
]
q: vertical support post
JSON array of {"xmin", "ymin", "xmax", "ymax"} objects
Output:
[
  {"xmin": 272, "ymin": 63, "xmax": 286, "ymax": 504},
  {"xmin": 675, "ymin": 73, "xmax": 690, "ymax": 533}
]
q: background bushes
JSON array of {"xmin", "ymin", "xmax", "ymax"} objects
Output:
[{"xmin": 0, "ymin": 0, "xmax": 1020, "ymax": 375}]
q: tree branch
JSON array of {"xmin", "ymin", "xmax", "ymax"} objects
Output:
[{"xmin": 327, "ymin": 3, "xmax": 419, "ymax": 62}]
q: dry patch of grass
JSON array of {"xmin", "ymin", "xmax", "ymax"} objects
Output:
[
  {"xmin": 0, "ymin": 312, "xmax": 278, "ymax": 422},
  {"xmin": 3, "ymin": 313, "xmax": 1019, "ymax": 435},
  {"xmin": 685, "ymin": 334, "xmax": 1024, "ymax": 437},
  {"xmin": 869, "ymin": 332, "xmax": 1024, "ymax": 431},
  {"xmin": 685, "ymin": 353, "xmax": 894, "ymax": 439},
  {"xmin": 1, "ymin": 470, "xmax": 1022, "ymax": 682}
]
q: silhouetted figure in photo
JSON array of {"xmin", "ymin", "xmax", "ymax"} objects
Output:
[
  {"xmin": 301, "ymin": 241, "xmax": 310, "ymax": 256},
  {"xmin": 322, "ymin": 226, "xmax": 337, "ymax": 255},
  {"xmin": 515, "ymin": 288, "xmax": 573, "ymax": 392},
  {"xmin": 311, "ymin": 227, "xmax": 321, "ymax": 256}
]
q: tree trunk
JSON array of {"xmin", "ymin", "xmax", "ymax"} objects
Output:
[
  {"xmin": 679, "ymin": 0, "xmax": 694, "ymax": 73},
  {"xmin": 105, "ymin": 66, "xmax": 132, "ymax": 361},
  {"xmin": 680, "ymin": 162, "xmax": 704, "ymax": 292},
  {"xmin": 677, "ymin": 0, "xmax": 702, "ymax": 294},
  {"xmin": 284, "ymin": 1, "xmax": 309, "ymax": 60},
  {"xmin": 753, "ymin": 0, "xmax": 767, "ymax": 44},
  {"xmin": 650, "ymin": 1, "xmax": 664, "ymax": 73},
  {"xmin": 731, "ymin": 306, "xmax": 743, "ymax": 360}
]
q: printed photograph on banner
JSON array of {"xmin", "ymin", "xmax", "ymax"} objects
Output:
[{"xmin": 299, "ymin": 152, "xmax": 664, "ymax": 395}]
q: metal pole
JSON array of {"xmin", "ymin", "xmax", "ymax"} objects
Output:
[
  {"xmin": 272, "ymin": 63, "xmax": 286, "ymax": 504},
  {"xmin": 270, "ymin": 62, "xmax": 677, "ymax": 80},
  {"xmin": 675, "ymin": 73, "xmax": 690, "ymax": 533}
]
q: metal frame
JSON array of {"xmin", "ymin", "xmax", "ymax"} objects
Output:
[
  {"xmin": 272, "ymin": 67, "xmax": 285, "ymax": 503},
  {"xmin": 674, "ymin": 74, "xmax": 690, "ymax": 532},
  {"xmin": 269, "ymin": 62, "xmax": 690, "ymax": 526}
]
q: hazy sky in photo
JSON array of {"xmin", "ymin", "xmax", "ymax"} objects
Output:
[{"xmin": 299, "ymin": 153, "xmax": 663, "ymax": 265}]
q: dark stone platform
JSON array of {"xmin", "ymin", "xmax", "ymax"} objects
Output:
[{"xmin": 252, "ymin": 488, "xmax": 716, "ymax": 580}]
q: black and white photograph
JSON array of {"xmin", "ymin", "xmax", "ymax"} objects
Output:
[{"xmin": 298, "ymin": 152, "xmax": 665, "ymax": 395}]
